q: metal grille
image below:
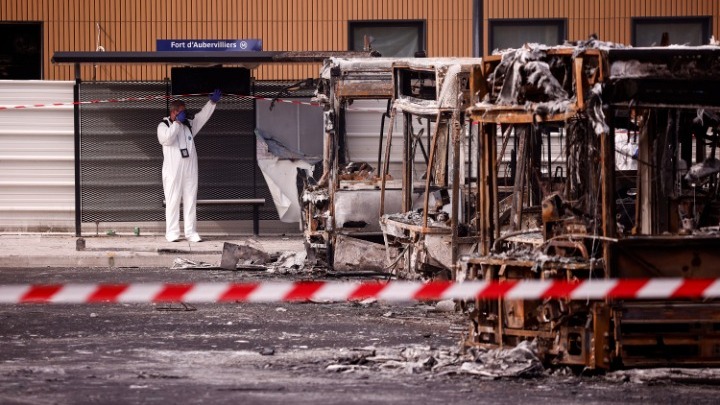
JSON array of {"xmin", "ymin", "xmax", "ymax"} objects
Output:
[{"xmin": 78, "ymin": 81, "xmax": 287, "ymax": 223}]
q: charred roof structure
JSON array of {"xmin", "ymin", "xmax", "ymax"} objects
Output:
[{"xmin": 463, "ymin": 43, "xmax": 720, "ymax": 369}]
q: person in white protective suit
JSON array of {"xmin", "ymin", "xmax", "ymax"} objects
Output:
[{"xmin": 157, "ymin": 89, "xmax": 222, "ymax": 242}]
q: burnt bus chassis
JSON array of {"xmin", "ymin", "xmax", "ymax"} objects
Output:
[
  {"xmin": 304, "ymin": 58, "xmax": 479, "ymax": 274},
  {"xmin": 302, "ymin": 58, "xmax": 398, "ymax": 271},
  {"xmin": 462, "ymin": 47, "xmax": 720, "ymax": 369},
  {"xmin": 378, "ymin": 59, "xmax": 480, "ymax": 280}
]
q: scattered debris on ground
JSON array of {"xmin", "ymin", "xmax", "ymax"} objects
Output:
[
  {"xmin": 266, "ymin": 250, "xmax": 308, "ymax": 273},
  {"xmin": 170, "ymin": 258, "xmax": 218, "ymax": 270},
  {"xmin": 459, "ymin": 341, "xmax": 544, "ymax": 378},
  {"xmin": 169, "ymin": 238, "xmax": 325, "ymax": 274},
  {"xmin": 220, "ymin": 240, "xmax": 270, "ymax": 270},
  {"xmin": 606, "ymin": 368, "xmax": 720, "ymax": 385},
  {"xmin": 325, "ymin": 341, "xmax": 544, "ymax": 379},
  {"xmin": 259, "ymin": 347, "xmax": 276, "ymax": 356}
]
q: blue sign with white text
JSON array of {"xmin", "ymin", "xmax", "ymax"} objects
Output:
[{"xmin": 157, "ymin": 39, "xmax": 262, "ymax": 52}]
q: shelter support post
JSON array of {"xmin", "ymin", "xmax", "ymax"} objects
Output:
[{"xmin": 74, "ymin": 63, "xmax": 82, "ymax": 236}]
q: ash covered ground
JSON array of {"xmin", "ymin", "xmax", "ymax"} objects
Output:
[{"xmin": 1, "ymin": 267, "xmax": 719, "ymax": 404}]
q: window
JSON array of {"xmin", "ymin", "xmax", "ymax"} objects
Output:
[
  {"xmin": 0, "ymin": 22, "xmax": 43, "ymax": 80},
  {"xmin": 489, "ymin": 19, "xmax": 565, "ymax": 52},
  {"xmin": 349, "ymin": 20, "xmax": 425, "ymax": 57},
  {"xmin": 633, "ymin": 17, "xmax": 711, "ymax": 46}
]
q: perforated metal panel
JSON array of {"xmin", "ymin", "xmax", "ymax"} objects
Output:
[{"xmin": 78, "ymin": 81, "xmax": 285, "ymax": 223}]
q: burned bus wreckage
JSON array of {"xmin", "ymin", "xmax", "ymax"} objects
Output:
[
  {"xmin": 302, "ymin": 57, "xmax": 481, "ymax": 274},
  {"xmin": 302, "ymin": 57, "xmax": 399, "ymax": 272},
  {"xmin": 299, "ymin": 45, "xmax": 720, "ymax": 368},
  {"xmin": 463, "ymin": 44, "xmax": 720, "ymax": 369},
  {"xmin": 378, "ymin": 58, "xmax": 482, "ymax": 280}
]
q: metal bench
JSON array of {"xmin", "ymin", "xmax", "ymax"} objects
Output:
[{"xmin": 164, "ymin": 198, "xmax": 266, "ymax": 235}]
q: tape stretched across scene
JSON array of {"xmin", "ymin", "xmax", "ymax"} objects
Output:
[
  {"xmin": 0, "ymin": 93, "xmax": 470, "ymax": 114},
  {"xmin": 1, "ymin": 278, "xmax": 719, "ymax": 304},
  {"xmin": 0, "ymin": 93, "xmax": 509, "ymax": 117},
  {"xmin": 0, "ymin": 93, "xmax": 321, "ymax": 111}
]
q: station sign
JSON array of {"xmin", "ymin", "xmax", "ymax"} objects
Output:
[{"xmin": 157, "ymin": 39, "xmax": 262, "ymax": 52}]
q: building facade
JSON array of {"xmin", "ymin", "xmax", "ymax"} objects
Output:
[
  {"xmin": 2, "ymin": 0, "xmax": 718, "ymax": 81},
  {"xmin": 480, "ymin": 0, "xmax": 720, "ymax": 55},
  {"xmin": 1, "ymin": 0, "xmax": 719, "ymax": 233}
]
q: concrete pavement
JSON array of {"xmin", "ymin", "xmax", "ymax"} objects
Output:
[{"xmin": 0, "ymin": 233, "xmax": 305, "ymax": 268}]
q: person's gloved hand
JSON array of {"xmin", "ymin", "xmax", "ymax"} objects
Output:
[
  {"xmin": 176, "ymin": 110, "xmax": 186, "ymax": 123},
  {"xmin": 210, "ymin": 89, "xmax": 222, "ymax": 103}
]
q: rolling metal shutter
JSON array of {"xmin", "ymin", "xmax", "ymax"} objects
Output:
[{"xmin": 0, "ymin": 80, "xmax": 75, "ymax": 232}]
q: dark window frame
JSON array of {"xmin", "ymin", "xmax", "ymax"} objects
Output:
[
  {"xmin": 488, "ymin": 18, "xmax": 567, "ymax": 52},
  {"xmin": 0, "ymin": 21, "xmax": 44, "ymax": 80},
  {"xmin": 631, "ymin": 16, "xmax": 712, "ymax": 46},
  {"xmin": 348, "ymin": 19, "xmax": 427, "ymax": 56}
]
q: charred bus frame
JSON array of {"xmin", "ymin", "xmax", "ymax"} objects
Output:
[
  {"xmin": 302, "ymin": 58, "xmax": 400, "ymax": 271},
  {"xmin": 378, "ymin": 59, "xmax": 481, "ymax": 279},
  {"xmin": 463, "ymin": 45, "xmax": 720, "ymax": 369}
]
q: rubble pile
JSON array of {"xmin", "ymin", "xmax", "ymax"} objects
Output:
[
  {"xmin": 485, "ymin": 244, "xmax": 595, "ymax": 272},
  {"xmin": 301, "ymin": 187, "xmax": 330, "ymax": 205},
  {"xmin": 459, "ymin": 341, "xmax": 544, "ymax": 378},
  {"xmin": 170, "ymin": 239, "xmax": 321, "ymax": 274},
  {"xmin": 325, "ymin": 341, "xmax": 545, "ymax": 379},
  {"xmin": 338, "ymin": 161, "xmax": 376, "ymax": 181},
  {"xmin": 384, "ymin": 210, "xmax": 452, "ymax": 228},
  {"xmin": 606, "ymin": 368, "xmax": 720, "ymax": 384}
]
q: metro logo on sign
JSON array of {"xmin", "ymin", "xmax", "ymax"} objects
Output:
[{"xmin": 157, "ymin": 39, "xmax": 262, "ymax": 52}]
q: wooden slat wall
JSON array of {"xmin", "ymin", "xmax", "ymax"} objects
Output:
[
  {"xmin": 0, "ymin": 0, "xmax": 473, "ymax": 81},
  {"xmin": 2, "ymin": 0, "xmax": 718, "ymax": 80},
  {"xmin": 483, "ymin": 0, "xmax": 720, "ymax": 54}
]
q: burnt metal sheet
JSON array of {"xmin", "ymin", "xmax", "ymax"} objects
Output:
[
  {"xmin": 606, "ymin": 47, "xmax": 720, "ymax": 108},
  {"xmin": 617, "ymin": 301, "xmax": 720, "ymax": 368},
  {"xmin": 611, "ymin": 236, "xmax": 720, "ymax": 278},
  {"xmin": 334, "ymin": 80, "xmax": 394, "ymax": 99},
  {"xmin": 334, "ymin": 188, "xmax": 402, "ymax": 234},
  {"xmin": 607, "ymin": 47, "xmax": 720, "ymax": 65},
  {"xmin": 605, "ymin": 78, "xmax": 720, "ymax": 108},
  {"xmin": 332, "ymin": 234, "xmax": 391, "ymax": 272}
]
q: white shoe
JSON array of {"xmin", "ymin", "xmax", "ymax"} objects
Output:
[
  {"xmin": 166, "ymin": 234, "xmax": 181, "ymax": 242},
  {"xmin": 187, "ymin": 233, "xmax": 203, "ymax": 243}
]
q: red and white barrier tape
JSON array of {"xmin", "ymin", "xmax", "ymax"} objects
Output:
[
  {"xmin": 0, "ymin": 92, "xmax": 322, "ymax": 111},
  {"xmin": 1, "ymin": 279, "xmax": 719, "ymax": 304}
]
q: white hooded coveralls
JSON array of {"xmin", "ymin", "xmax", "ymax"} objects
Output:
[{"xmin": 157, "ymin": 100, "xmax": 217, "ymax": 241}]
